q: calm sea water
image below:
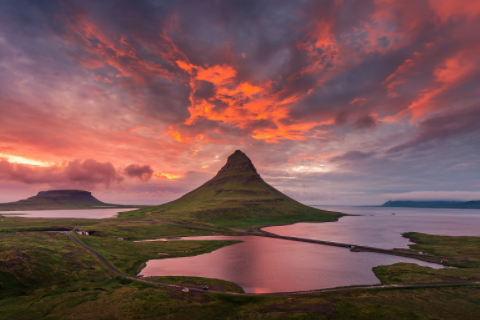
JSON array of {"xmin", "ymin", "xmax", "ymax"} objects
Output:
[
  {"xmin": 264, "ymin": 206, "xmax": 480, "ymax": 249},
  {"xmin": 0, "ymin": 208, "xmax": 137, "ymax": 219},
  {"xmin": 139, "ymin": 206, "xmax": 480, "ymax": 293},
  {"xmin": 138, "ymin": 235, "xmax": 443, "ymax": 293}
]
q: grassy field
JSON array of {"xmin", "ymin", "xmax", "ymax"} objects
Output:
[
  {"xmin": 77, "ymin": 220, "xmax": 230, "ymax": 240},
  {"xmin": 1, "ymin": 229, "xmax": 480, "ymax": 318},
  {"xmin": 374, "ymin": 232, "xmax": 480, "ymax": 285},
  {"xmin": 78, "ymin": 234, "xmax": 239, "ymax": 276},
  {"xmin": 0, "ymin": 216, "xmax": 100, "ymax": 232},
  {"xmin": 404, "ymin": 232, "xmax": 480, "ymax": 261}
]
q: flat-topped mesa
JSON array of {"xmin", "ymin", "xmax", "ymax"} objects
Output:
[
  {"xmin": 217, "ymin": 150, "xmax": 258, "ymax": 174},
  {"xmin": 0, "ymin": 189, "xmax": 131, "ymax": 210},
  {"xmin": 37, "ymin": 190, "xmax": 93, "ymax": 197}
]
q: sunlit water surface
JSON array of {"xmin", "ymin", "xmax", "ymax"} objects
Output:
[
  {"xmin": 139, "ymin": 235, "xmax": 443, "ymax": 293},
  {"xmin": 264, "ymin": 206, "xmax": 480, "ymax": 249},
  {"xmin": 0, "ymin": 208, "xmax": 137, "ymax": 219},
  {"xmin": 139, "ymin": 206, "xmax": 480, "ymax": 293}
]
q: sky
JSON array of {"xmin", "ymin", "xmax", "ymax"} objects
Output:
[{"xmin": 0, "ymin": 0, "xmax": 479, "ymax": 206}]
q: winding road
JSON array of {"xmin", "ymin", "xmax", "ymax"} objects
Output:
[{"xmin": 67, "ymin": 231, "xmax": 480, "ymax": 296}]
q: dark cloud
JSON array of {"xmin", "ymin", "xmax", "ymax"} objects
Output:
[
  {"xmin": 124, "ymin": 164, "xmax": 154, "ymax": 182},
  {"xmin": 0, "ymin": 0, "xmax": 479, "ymax": 204},
  {"xmin": 354, "ymin": 114, "xmax": 378, "ymax": 130},
  {"xmin": 330, "ymin": 151, "xmax": 375, "ymax": 163},
  {"xmin": 389, "ymin": 106, "xmax": 480, "ymax": 153}
]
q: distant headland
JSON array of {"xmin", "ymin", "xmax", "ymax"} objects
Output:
[
  {"xmin": 382, "ymin": 200, "xmax": 480, "ymax": 209},
  {"xmin": 0, "ymin": 190, "xmax": 139, "ymax": 211}
]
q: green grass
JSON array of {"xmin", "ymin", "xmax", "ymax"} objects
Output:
[
  {"xmin": 404, "ymin": 232, "xmax": 480, "ymax": 262},
  {"xmin": 147, "ymin": 276, "xmax": 244, "ymax": 293},
  {"xmin": 78, "ymin": 220, "xmax": 230, "ymax": 240},
  {"xmin": 119, "ymin": 151, "xmax": 344, "ymax": 231},
  {"xmin": 1, "ymin": 231, "xmax": 480, "ymax": 319},
  {"xmin": 0, "ymin": 216, "xmax": 99, "ymax": 232},
  {"xmin": 374, "ymin": 263, "xmax": 480, "ymax": 284},
  {"xmin": 374, "ymin": 232, "xmax": 480, "ymax": 286},
  {"xmin": 0, "ymin": 232, "xmax": 108, "ymax": 298},
  {"xmin": 78, "ymin": 235, "xmax": 240, "ymax": 276}
]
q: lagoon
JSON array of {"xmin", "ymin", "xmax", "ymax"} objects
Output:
[
  {"xmin": 138, "ymin": 235, "xmax": 443, "ymax": 293},
  {"xmin": 0, "ymin": 208, "xmax": 137, "ymax": 219},
  {"xmin": 138, "ymin": 206, "xmax": 480, "ymax": 293}
]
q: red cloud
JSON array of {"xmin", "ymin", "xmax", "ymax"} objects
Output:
[
  {"xmin": 0, "ymin": 159, "xmax": 155, "ymax": 189},
  {"xmin": 124, "ymin": 164, "xmax": 154, "ymax": 182}
]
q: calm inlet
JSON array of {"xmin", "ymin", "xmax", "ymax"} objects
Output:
[
  {"xmin": 139, "ymin": 206, "xmax": 480, "ymax": 293},
  {"xmin": 264, "ymin": 206, "xmax": 480, "ymax": 249},
  {"xmin": 0, "ymin": 208, "xmax": 137, "ymax": 219},
  {"xmin": 139, "ymin": 235, "xmax": 443, "ymax": 293}
]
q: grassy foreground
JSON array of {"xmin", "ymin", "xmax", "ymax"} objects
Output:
[
  {"xmin": 374, "ymin": 232, "xmax": 480, "ymax": 286},
  {"xmin": 78, "ymin": 235, "xmax": 239, "ymax": 276},
  {"xmin": 1, "ymin": 226, "xmax": 480, "ymax": 318}
]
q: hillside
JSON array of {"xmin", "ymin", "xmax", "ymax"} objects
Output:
[
  {"xmin": 382, "ymin": 200, "xmax": 480, "ymax": 209},
  {"xmin": 127, "ymin": 150, "xmax": 342, "ymax": 229},
  {"xmin": 0, "ymin": 190, "xmax": 131, "ymax": 211}
]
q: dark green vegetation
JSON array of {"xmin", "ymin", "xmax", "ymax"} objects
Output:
[
  {"xmin": 146, "ymin": 276, "xmax": 244, "ymax": 293},
  {"xmin": 0, "ymin": 216, "xmax": 99, "ymax": 233},
  {"xmin": 1, "ymin": 232, "xmax": 479, "ymax": 320},
  {"xmin": 79, "ymin": 220, "xmax": 227, "ymax": 240},
  {"xmin": 0, "ymin": 190, "xmax": 137, "ymax": 211},
  {"xmin": 374, "ymin": 232, "xmax": 480, "ymax": 285},
  {"xmin": 404, "ymin": 232, "xmax": 480, "ymax": 262},
  {"xmin": 124, "ymin": 150, "xmax": 342, "ymax": 231},
  {"xmin": 382, "ymin": 200, "xmax": 480, "ymax": 209},
  {"xmin": 1, "ymin": 223, "xmax": 480, "ymax": 318}
]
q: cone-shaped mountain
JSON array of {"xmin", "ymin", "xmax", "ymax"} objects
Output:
[{"xmin": 141, "ymin": 150, "xmax": 341, "ymax": 228}]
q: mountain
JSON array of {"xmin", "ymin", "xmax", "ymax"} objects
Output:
[
  {"xmin": 382, "ymin": 200, "xmax": 480, "ymax": 209},
  {"xmin": 133, "ymin": 150, "xmax": 341, "ymax": 228},
  {"xmin": 0, "ymin": 190, "xmax": 131, "ymax": 211}
]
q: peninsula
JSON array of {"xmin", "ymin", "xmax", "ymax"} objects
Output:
[{"xmin": 382, "ymin": 200, "xmax": 480, "ymax": 209}]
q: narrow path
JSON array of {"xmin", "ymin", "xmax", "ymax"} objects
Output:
[
  {"xmin": 257, "ymin": 228, "xmax": 480, "ymax": 263},
  {"xmin": 149, "ymin": 220, "xmax": 480, "ymax": 263},
  {"xmin": 67, "ymin": 232, "xmax": 480, "ymax": 296}
]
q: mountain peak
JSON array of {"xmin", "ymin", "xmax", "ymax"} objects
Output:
[{"xmin": 219, "ymin": 150, "xmax": 257, "ymax": 174}]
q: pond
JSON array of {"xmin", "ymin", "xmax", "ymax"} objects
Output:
[{"xmin": 138, "ymin": 235, "xmax": 444, "ymax": 293}]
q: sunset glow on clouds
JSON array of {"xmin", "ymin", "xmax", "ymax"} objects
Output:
[{"xmin": 0, "ymin": 0, "xmax": 479, "ymax": 205}]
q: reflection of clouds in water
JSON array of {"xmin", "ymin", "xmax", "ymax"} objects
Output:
[
  {"xmin": 139, "ymin": 235, "xmax": 443, "ymax": 293},
  {"xmin": 265, "ymin": 206, "xmax": 480, "ymax": 249},
  {"xmin": 0, "ymin": 208, "xmax": 137, "ymax": 219}
]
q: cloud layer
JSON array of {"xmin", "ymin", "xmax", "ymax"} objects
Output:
[{"xmin": 0, "ymin": 0, "xmax": 479, "ymax": 204}]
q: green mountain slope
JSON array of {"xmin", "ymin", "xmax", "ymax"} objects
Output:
[
  {"xmin": 0, "ymin": 190, "xmax": 131, "ymax": 211},
  {"xmin": 129, "ymin": 150, "xmax": 342, "ymax": 229}
]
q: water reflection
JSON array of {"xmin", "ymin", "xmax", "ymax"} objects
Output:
[
  {"xmin": 139, "ymin": 235, "xmax": 443, "ymax": 293},
  {"xmin": 0, "ymin": 208, "xmax": 137, "ymax": 219},
  {"xmin": 264, "ymin": 206, "xmax": 480, "ymax": 249}
]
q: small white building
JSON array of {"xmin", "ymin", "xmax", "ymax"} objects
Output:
[{"xmin": 76, "ymin": 231, "xmax": 89, "ymax": 236}]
